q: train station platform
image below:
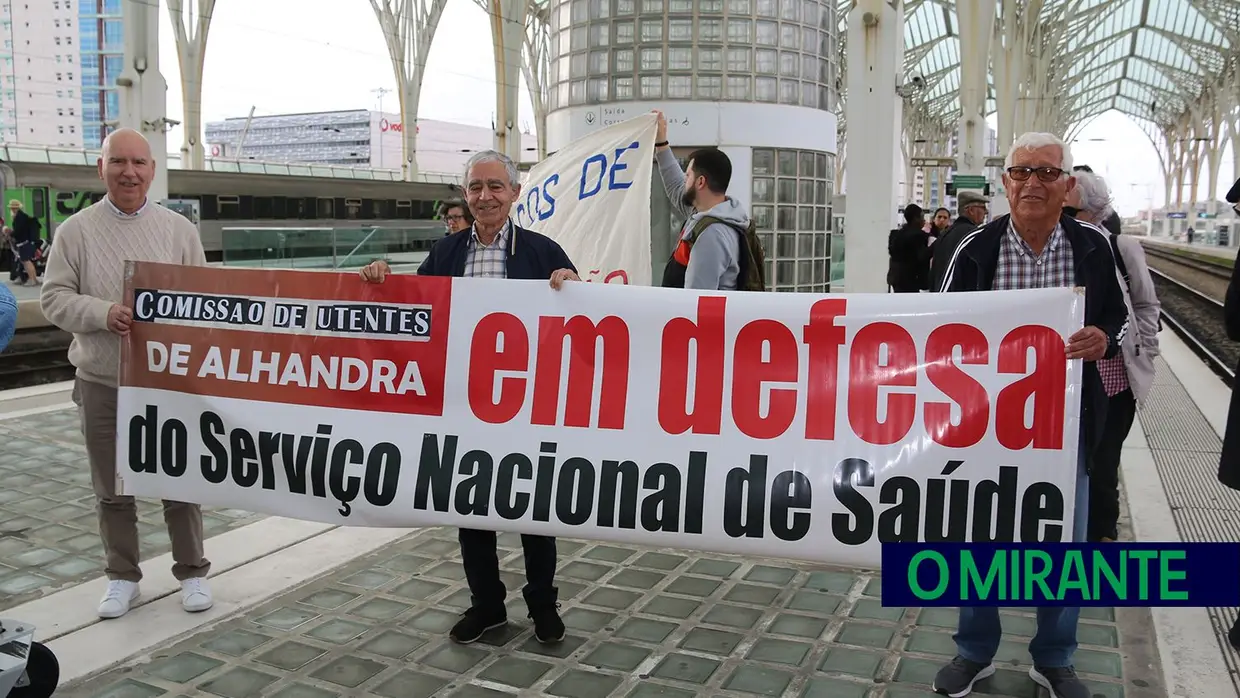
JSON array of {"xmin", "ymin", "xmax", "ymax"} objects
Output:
[
  {"xmin": 1140, "ymin": 236, "xmax": 1239, "ymax": 263},
  {"xmin": 1, "ymin": 330, "xmax": 1236, "ymax": 698}
]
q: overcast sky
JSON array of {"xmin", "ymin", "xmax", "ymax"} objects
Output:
[{"xmin": 154, "ymin": 0, "xmax": 1236, "ymax": 217}]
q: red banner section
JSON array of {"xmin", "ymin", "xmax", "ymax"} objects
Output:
[{"xmin": 122, "ymin": 263, "xmax": 452, "ymax": 416}]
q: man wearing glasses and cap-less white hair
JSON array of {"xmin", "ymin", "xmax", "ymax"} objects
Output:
[{"xmin": 933, "ymin": 132, "xmax": 1128, "ymax": 698}]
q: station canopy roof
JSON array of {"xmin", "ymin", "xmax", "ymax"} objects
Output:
[{"xmin": 840, "ymin": 0, "xmax": 1239, "ymax": 130}]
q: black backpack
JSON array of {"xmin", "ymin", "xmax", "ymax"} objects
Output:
[{"xmin": 681, "ymin": 215, "xmax": 769, "ymax": 292}]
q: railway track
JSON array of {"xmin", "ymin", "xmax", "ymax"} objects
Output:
[
  {"xmin": 0, "ymin": 328, "xmax": 74, "ymax": 390},
  {"xmin": 1148, "ymin": 268, "xmax": 1236, "ymax": 386},
  {"xmin": 1141, "ymin": 244, "xmax": 1232, "ymax": 280}
]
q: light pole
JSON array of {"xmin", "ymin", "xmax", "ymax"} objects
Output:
[{"xmin": 372, "ymin": 87, "xmax": 392, "ymax": 169}]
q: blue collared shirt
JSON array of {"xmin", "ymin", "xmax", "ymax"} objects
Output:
[{"xmin": 105, "ymin": 196, "xmax": 149, "ymax": 218}]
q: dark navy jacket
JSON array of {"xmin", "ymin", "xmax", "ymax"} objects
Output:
[
  {"xmin": 416, "ymin": 220, "xmax": 576, "ymax": 280},
  {"xmin": 937, "ymin": 213, "xmax": 1129, "ymax": 462}
]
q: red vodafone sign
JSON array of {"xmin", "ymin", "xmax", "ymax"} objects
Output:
[{"xmin": 380, "ymin": 118, "xmax": 418, "ymax": 134}]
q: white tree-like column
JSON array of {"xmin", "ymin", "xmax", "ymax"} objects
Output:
[
  {"xmin": 522, "ymin": 1, "xmax": 550, "ymax": 158},
  {"xmin": 370, "ymin": 0, "xmax": 448, "ymax": 181},
  {"xmin": 166, "ymin": 0, "xmax": 215, "ymax": 170},
  {"xmin": 473, "ymin": 0, "xmax": 528, "ymax": 162}
]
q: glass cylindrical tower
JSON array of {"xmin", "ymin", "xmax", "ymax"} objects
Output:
[{"xmin": 544, "ymin": 0, "xmax": 841, "ymax": 291}]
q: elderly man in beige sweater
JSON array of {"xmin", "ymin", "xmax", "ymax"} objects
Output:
[{"xmin": 40, "ymin": 127, "xmax": 214, "ymax": 620}]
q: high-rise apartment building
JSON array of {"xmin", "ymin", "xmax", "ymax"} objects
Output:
[{"xmin": 0, "ymin": 0, "xmax": 122, "ymax": 148}]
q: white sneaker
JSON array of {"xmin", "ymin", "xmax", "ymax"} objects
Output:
[
  {"xmin": 181, "ymin": 577, "xmax": 213, "ymax": 613},
  {"xmin": 98, "ymin": 580, "xmax": 140, "ymax": 619}
]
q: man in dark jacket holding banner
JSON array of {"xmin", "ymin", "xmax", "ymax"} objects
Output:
[
  {"xmin": 360, "ymin": 150, "xmax": 578, "ymax": 647},
  {"xmin": 932, "ymin": 133, "xmax": 1127, "ymax": 698}
]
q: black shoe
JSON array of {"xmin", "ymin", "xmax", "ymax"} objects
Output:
[
  {"xmin": 449, "ymin": 606, "xmax": 507, "ymax": 644},
  {"xmin": 1229, "ymin": 616, "xmax": 1240, "ymax": 650},
  {"xmin": 1029, "ymin": 665, "xmax": 1090, "ymax": 698},
  {"xmin": 530, "ymin": 603, "xmax": 564, "ymax": 643},
  {"xmin": 932, "ymin": 656, "xmax": 996, "ymax": 697}
]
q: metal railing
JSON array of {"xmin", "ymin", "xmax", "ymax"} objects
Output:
[
  {"xmin": 0, "ymin": 143, "xmax": 464, "ymax": 185},
  {"xmin": 220, "ymin": 226, "xmax": 439, "ymax": 270}
]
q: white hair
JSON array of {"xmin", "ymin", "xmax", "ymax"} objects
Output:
[
  {"xmin": 1004, "ymin": 132, "xmax": 1074, "ymax": 172},
  {"xmin": 1074, "ymin": 170, "xmax": 1115, "ymax": 221},
  {"xmin": 464, "ymin": 150, "xmax": 520, "ymax": 187}
]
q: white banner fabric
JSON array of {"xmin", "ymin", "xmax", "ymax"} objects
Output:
[
  {"xmin": 512, "ymin": 113, "xmax": 657, "ymax": 286},
  {"xmin": 116, "ymin": 263, "xmax": 1086, "ymax": 569}
]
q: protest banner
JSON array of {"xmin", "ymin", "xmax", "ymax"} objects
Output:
[
  {"xmin": 116, "ymin": 262, "xmax": 1085, "ymax": 569},
  {"xmin": 512, "ymin": 113, "xmax": 656, "ymax": 286}
]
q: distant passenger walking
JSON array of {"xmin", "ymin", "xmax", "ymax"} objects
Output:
[
  {"xmin": 1069, "ymin": 169, "xmax": 1160, "ymax": 542},
  {"xmin": 888, "ymin": 204, "xmax": 930, "ymax": 292},
  {"xmin": 929, "ymin": 191, "xmax": 989, "ymax": 290},
  {"xmin": 41, "ymin": 127, "xmax": 214, "ymax": 620},
  {"xmin": 360, "ymin": 150, "xmax": 578, "ymax": 646},
  {"xmin": 8, "ymin": 199, "xmax": 41, "ymax": 285},
  {"xmin": 934, "ymin": 132, "xmax": 1128, "ymax": 698}
]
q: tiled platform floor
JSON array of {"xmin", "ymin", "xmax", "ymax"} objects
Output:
[
  {"xmin": 0, "ymin": 407, "xmax": 264, "ymax": 610},
  {"xmin": 62, "ymin": 527, "xmax": 1165, "ymax": 698}
]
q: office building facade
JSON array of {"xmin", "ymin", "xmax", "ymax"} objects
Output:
[
  {"xmin": 544, "ymin": 0, "xmax": 841, "ymax": 292},
  {"xmin": 205, "ymin": 109, "xmax": 537, "ymax": 176}
]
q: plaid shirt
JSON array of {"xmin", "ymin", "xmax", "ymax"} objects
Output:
[
  {"xmin": 995, "ymin": 222, "xmax": 1129, "ymax": 397},
  {"xmin": 463, "ymin": 220, "xmax": 511, "ymax": 279},
  {"xmin": 992, "ymin": 222, "xmax": 1074, "ymax": 291}
]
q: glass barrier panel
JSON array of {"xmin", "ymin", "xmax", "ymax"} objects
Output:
[
  {"xmin": 220, "ymin": 226, "xmax": 444, "ymax": 270},
  {"xmin": 47, "ymin": 149, "xmax": 91, "ymax": 165}
]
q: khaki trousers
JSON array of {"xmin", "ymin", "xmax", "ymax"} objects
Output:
[{"xmin": 75, "ymin": 377, "xmax": 210, "ymax": 582}]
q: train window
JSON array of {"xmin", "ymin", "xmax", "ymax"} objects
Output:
[
  {"xmin": 253, "ymin": 196, "xmax": 273, "ymax": 219},
  {"xmin": 344, "ymin": 198, "xmax": 362, "ymax": 220},
  {"xmin": 216, "ymin": 195, "xmax": 240, "ymax": 220},
  {"xmin": 375, "ymin": 199, "xmax": 396, "ymax": 219},
  {"xmin": 237, "ymin": 196, "xmax": 254, "ymax": 219},
  {"xmin": 359, "ymin": 198, "xmax": 376, "ymax": 219},
  {"xmin": 198, "ymin": 195, "xmax": 218, "ymax": 220},
  {"xmin": 272, "ymin": 196, "xmax": 288, "ymax": 219},
  {"xmin": 30, "ymin": 186, "xmax": 46, "ymax": 218},
  {"xmin": 413, "ymin": 199, "xmax": 435, "ymax": 219},
  {"xmin": 316, "ymin": 197, "xmax": 333, "ymax": 219}
]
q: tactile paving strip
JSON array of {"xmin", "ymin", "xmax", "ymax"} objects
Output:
[{"xmin": 1137, "ymin": 355, "xmax": 1240, "ymax": 692}]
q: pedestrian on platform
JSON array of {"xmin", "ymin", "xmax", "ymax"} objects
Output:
[
  {"xmin": 1066, "ymin": 165, "xmax": 1122, "ymax": 235},
  {"xmin": 360, "ymin": 149, "xmax": 578, "ymax": 646},
  {"xmin": 1217, "ymin": 175, "xmax": 1240, "ymax": 650},
  {"xmin": 40, "ymin": 127, "xmax": 214, "ymax": 620},
  {"xmin": 888, "ymin": 204, "xmax": 932, "ymax": 292},
  {"xmin": 1069, "ymin": 169, "xmax": 1160, "ymax": 543},
  {"xmin": 929, "ymin": 191, "xmax": 989, "ymax": 290},
  {"xmin": 438, "ymin": 198, "xmax": 474, "ymax": 235},
  {"xmin": 934, "ymin": 131, "xmax": 1129, "ymax": 698}
]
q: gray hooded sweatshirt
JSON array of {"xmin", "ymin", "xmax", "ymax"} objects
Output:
[{"xmin": 656, "ymin": 148, "xmax": 751, "ymax": 290}]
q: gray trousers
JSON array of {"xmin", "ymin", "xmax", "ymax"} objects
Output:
[{"xmin": 75, "ymin": 377, "xmax": 211, "ymax": 583}]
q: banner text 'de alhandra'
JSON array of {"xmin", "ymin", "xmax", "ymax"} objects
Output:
[{"xmin": 116, "ymin": 262, "xmax": 1086, "ymax": 568}]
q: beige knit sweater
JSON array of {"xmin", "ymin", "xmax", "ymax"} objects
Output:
[{"xmin": 41, "ymin": 199, "xmax": 206, "ymax": 387}]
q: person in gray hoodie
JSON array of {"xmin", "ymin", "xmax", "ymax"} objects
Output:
[{"xmin": 651, "ymin": 110, "xmax": 758, "ymax": 291}]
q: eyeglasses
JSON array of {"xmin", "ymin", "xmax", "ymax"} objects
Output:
[
  {"xmin": 443, "ymin": 214, "xmax": 466, "ymax": 223},
  {"xmin": 1006, "ymin": 166, "xmax": 1067, "ymax": 183}
]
